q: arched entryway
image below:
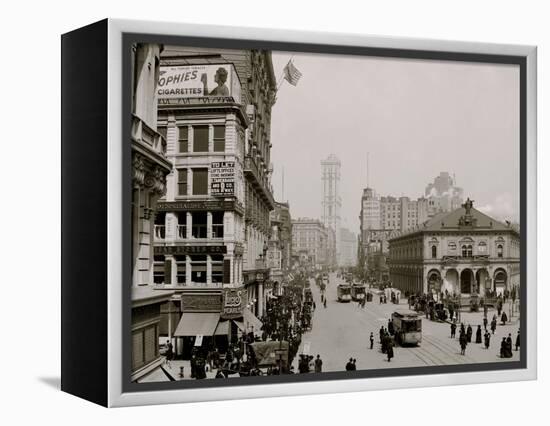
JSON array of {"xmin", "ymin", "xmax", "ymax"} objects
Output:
[
  {"xmin": 427, "ymin": 269, "xmax": 442, "ymax": 294},
  {"xmin": 460, "ymin": 269, "xmax": 474, "ymax": 294},
  {"xmin": 494, "ymin": 268, "xmax": 508, "ymax": 296},
  {"xmin": 444, "ymin": 269, "xmax": 459, "ymax": 295},
  {"xmin": 475, "ymin": 268, "xmax": 490, "ymax": 296}
]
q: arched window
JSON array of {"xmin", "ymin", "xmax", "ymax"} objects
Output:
[
  {"xmin": 478, "ymin": 241, "xmax": 487, "ymax": 253},
  {"xmin": 497, "ymin": 244, "xmax": 504, "ymax": 258},
  {"xmin": 431, "ymin": 245, "xmax": 437, "ymax": 259},
  {"xmin": 462, "ymin": 244, "xmax": 473, "ymax": 257}
]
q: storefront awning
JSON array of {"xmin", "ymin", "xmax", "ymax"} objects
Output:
[
  {"xmin": 215, "ymin": 319, "xmax": 245, "ymax": 335},
  {"xmin": 233, "ymin": 320, "xmax": 245, "ymax": 332},
  {"xmin": 174, "ymin": 313, "xmax": 220, "ymax": 337},
  {"xmin": 243, "ymin": 308, "xmax": 263, "ymax": 333},
  {"xmin": 214, "ymin": 320, "xmax": 229, "ymax": 336}
]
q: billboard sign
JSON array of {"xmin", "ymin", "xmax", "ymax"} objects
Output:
[
  {"xmin": 157, "ymin": 64, "xmax": 241, "ymax": 102},
  {"xmin": 222, "ymin": 288, "xmax": 247, "ymax": 318},
  {"xmin": 210, "ymin": 161, "xmax": 235, "ymax": 196}
]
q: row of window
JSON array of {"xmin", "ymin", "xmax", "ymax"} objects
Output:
[
  {"xmin": 177, "ymin": 168, "xmax": 208, "ymax": 196},
  {"xmin": 153, "ymin": 254, "xmax": 225, "ymax": 284},
  {"xmin": 154, "ymin": 211, "xmax": 224, "ymax": 239},
  {"xmin": 159, "ymin": 125, "xmax": 226, "ymax": 154},
  {"xmin": 430, "ymin": 243, "xmax": 504, "ymax": 259},
  {"xmin": 393, "ymin": 242, "xmax": 505, "ymax": 260}
]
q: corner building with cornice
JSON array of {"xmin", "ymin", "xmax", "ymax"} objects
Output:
[
  {"xmin": 387, "ymin": 199, "xmax": 520, "ymax": 299},
  {"xmin": 151, "ymin": 46, "xmax": 276, "ymax": 359}
]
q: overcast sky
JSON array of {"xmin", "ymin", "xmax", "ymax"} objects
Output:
[{"xmin": 269, "ymin": 51, "xmax": 520, "ymax": 234}]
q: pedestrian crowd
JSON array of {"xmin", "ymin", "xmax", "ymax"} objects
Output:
[{"xmin": 450, "ymin": 310, "xmax": 518, "ymax": 359}]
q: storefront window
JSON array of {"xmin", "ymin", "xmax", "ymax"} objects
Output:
[{"xmin": 190, "ymin": 255, "xmax": 207, "ymax": 283}]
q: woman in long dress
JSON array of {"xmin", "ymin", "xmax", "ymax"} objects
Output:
[{"xmin": 475, "ymin": 325, "xmax": 482, "ymax": 344}]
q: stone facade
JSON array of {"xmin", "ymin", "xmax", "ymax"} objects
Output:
[
  {"xmin": 154, "ymin": 61, "xmax": 247, "ymax": 290},
  {"xmin": 388, "ymin": 200, "xmax": 520, "ymax": 298},
  {"xmin": 131, "ymin": 43, "xmax": 174, "ymax": 382},
  {"xmin": 291, "ymin": 218, "xmax": 329, "ymax": 269},
  {"xmin": 339, "ymin": 227, "xmax": 357, "ymax": 267},
  {"xmin": 268, "ymin": 202, "xmax": 293, "ymax": 294},
  {"xmin": 154, "ymin": 46, "xmax": 277, "ymax": 326}
]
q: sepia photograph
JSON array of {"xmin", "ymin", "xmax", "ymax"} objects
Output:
[{"xmin": 129, "ymin": 41, "xmax": 523, "ymax": 385}]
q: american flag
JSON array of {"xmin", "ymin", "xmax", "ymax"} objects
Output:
[{"xmin": 283, "ymin": 60, "xmax": 302, "ymax": 86}]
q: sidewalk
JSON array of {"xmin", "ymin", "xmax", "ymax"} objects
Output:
[
  {"xmin": 161, "ymin": 360, "xmax": 216, "ymax": 381},
  {"xmin": 442, "ymin": 305, "xmax": 520, "ymax": 328}
]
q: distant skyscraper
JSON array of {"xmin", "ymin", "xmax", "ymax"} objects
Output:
[
  {"xmin": 321, "ymin": 154, "xmax": 341, "ymax": 265},
  {"xmin": 425, "ymin": 172, "xmax": 464, "ymax": 215}
]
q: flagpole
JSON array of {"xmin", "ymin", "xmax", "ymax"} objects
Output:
[{"xmin": 277, "ymin": 54, "xmax": 296, "ymax": 90}]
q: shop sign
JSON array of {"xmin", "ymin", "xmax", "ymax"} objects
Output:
[
  {"xmin": 157, "ymin": 200, "xmax": 243, "ymax": 213},
  {"xmin": 222, "ymin": 288, "xmax": 247, "ymax": 318},
  {"xmin": 154, "ymin": 245, "xmax": 227, "ymax": 255},
  {"xmin": 210, "ymin": 161, "xmax": 235, "ymax": 196},
  {"xmin": 157, "ymin": 64, "xmax": 241, "ymax": 102},
  {"xmin": 181, "ymin": 294, "xmax": 222, "ymax": 313}
]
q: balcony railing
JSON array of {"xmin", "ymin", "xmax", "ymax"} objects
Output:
[
  {"xmin": 177, "ymin": 225, "xmax": 187, "ymax": 239},
  {"xmin": 441, "ymin": 255, "xmax": 491, "ymax": 264},
  {"xmin": 131, "ymin": 114, "xmax": 167, "ymax": 159},
  {"xmin": 156, "ymin": 224, "xmax": 225, "ymax": 241},
  {"xmin": 154, "ymin": 225, "xmax": 166, "ymax": 240}
]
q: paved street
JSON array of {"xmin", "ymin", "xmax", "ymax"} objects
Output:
[{"xmin": 294, "ymin": 273, "xmax": 520, "ymax": 372}]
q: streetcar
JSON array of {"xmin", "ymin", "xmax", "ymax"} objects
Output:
[
  {"xmin": 351, "ymin": 283, "xmax": 366, "ymax": 301},
  {"xmin": 392, "ymin": 310, "xmax": 422, "ymax": 346},
  {"xmin": 337, "ymin": 284, "xmax": 352, "ymax": 302}
]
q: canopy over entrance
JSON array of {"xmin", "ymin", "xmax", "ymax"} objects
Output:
[
  {"xmin": 243, "ymin": 308, "xmax": 263, "ymax": 333},
  {"xmin": 173, "ymin": 313, "xmax": 220, "ymax": 337}
]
